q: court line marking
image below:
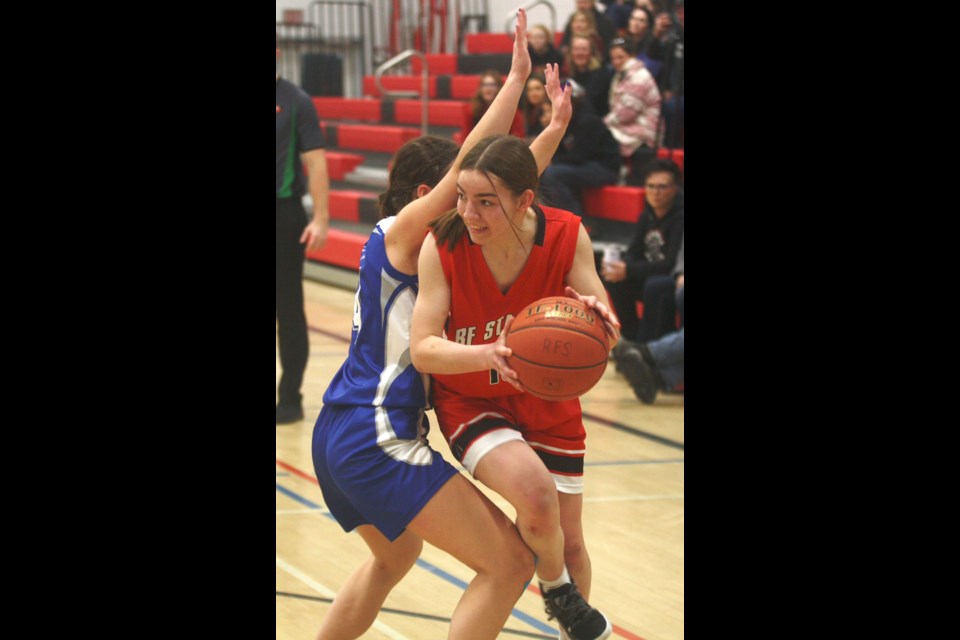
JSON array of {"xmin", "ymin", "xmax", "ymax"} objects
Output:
[
  {"xmin": 275, "ymin": 591, "xmax": 556, "ymax": 639},
  {"xmin": 582, "ymin": 412, "xmax": 684, "ymax": 450},
  {"xmin": 584, "ymin": 494, "xmax": 684, "ymax": 503},
  {"xmin": 276, "ymin": 459, "xmax": 651, "ymax": 639},
  {"xmin": 275, "ymin": 479, "xmax": 556, "ymax": 635},
  {"xmin": 276, "ymin": 555, "xmax": 410, "ymax": 640}
]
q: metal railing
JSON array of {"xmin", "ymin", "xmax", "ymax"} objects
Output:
[
  {"xmin": 374, "ymin": 49, "xmax": 429, "ymax": 136},
  {"xmin": 503, "ymin": 0, "xmax": 556, "ymax": 34}
]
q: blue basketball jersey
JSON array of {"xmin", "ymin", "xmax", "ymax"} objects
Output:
[{"xmin": 322, "ymin": 217, "xmax": 429, "ymax": 414}]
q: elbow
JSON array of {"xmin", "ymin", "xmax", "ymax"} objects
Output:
[{"xmin": 410, "ymin": 341, "xmax": 427, "ymax": 373}]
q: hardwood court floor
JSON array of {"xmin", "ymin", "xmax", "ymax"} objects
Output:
[{"xmin": 277, "ymin": 278, "xmax": 684, "ymax": 640}]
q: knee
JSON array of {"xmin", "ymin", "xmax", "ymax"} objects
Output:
[
  {"xmin": 515, "ymin": 482, "xmax": 561, "ymax": 536},
  {"xmin": 376, "ymin": 537, "xmax": 423, "ymax": 577}
]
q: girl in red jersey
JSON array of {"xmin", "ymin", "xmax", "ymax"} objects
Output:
[{"xmin": 410, "ymin": 133, "xmax": 621, "ymax": 640}]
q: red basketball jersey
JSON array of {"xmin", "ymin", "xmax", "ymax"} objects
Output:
[{"xmin": 432, "ymin": 204, "xmax": 581, "ymax": 398}]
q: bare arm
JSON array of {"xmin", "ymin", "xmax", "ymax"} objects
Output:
[
  {"xmin": 386, "ymin": 9, "xmax": 532, "ymax": 272},
  {"xmin": 527, "ymin": 63, "xmax": 572, "ymax": 175},
  {"xmin": 300, "ymin": 148, "xmax": 330, "ymax": 250},
  {"xmin": 564, "ymin": 226, "xmax": 622, "ymax": 346},
  {"xmin": 410, "ymin": 233, "xmax": 519, "ymax": 385}
]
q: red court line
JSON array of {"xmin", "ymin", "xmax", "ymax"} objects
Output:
[
  {"xmin": 275, "ymin": 458, "xmax": 319, "ymax": 484},
  {"xmin": 277, "ymin": 458, "xmax": 647, "ymax": 640}
]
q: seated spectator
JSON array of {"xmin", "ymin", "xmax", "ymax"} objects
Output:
[
  {"xmin": 563, "ymin": 34, "xmax": 614, "ymax": 117},
  {"xmin": 633, "ymin": 233, "xmax": 682, "ymax": 343},
  {"xmin": 604, "ymin": 38, "xmax": 661, "ymax": 184},
  {"xmin": 520, "ymin": 72, "xmax": 549, "ymax": 139},
  {"xmin": 564, "ymin": 10, "xmax": 606, "ymax": 66},
  {"xmin": 601, "ymin": 158, "xmax": 683, "ymax": 342},
  {"xmin": 462, "ymin": 70, "xmax": 525, "ymax": 139},
  {"xmin": 528, "ymin": 24, "xmax": 563, "ymax": 75},
  {"xmin": 539, "ymin": 79, "xmax": 620, "ymax": 217},
  {"xmin": 605, "ymin": 0, "xmax": 636, "ymax": 37},
  {"xmin": 561, "ymin": 0, "xmax": 616, "ymax": 63},
  {"xmin": 625, "ymin": 6, "xmax": 661, "ymax": 79},
  {"xmin": 619, "ymin": 326, "xmax": 684, "ymax": 404}
]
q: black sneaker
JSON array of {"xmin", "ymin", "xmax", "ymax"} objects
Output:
[
  {"xmin": 611, "ymin": 338, "xmax": 638, "ymax": 373},
  {"xmin": 276, "ymin": 404, "xmax": 304, "ymax": 424},
  {"xmin": 619, "ymin": 347, "xmax": 658, "ymax": 404},
  {"xmin": 540, "ymin": 581, "xmax": 612, "ymax": 640}
]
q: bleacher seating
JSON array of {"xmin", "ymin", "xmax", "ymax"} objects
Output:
[{"xmin": 309, "ymin": 34, "xmax": 683, "ymax": 301}]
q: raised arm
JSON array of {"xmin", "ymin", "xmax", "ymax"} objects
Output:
[
  {"xmin": 527, "ymin": 63, "xmax": 572, "ymax": 175},
  {"xmin": 386, "ymin": 9, "xmax": 532, "ymax": 270}
]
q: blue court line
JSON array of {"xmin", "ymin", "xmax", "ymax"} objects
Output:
[
  {"xmin": 276, "ymin": 482, "xmax": 556, "ymax": 635},
  {"xmin": 276, "ymin": 484, "xmax": 328, "ymax": 511}
]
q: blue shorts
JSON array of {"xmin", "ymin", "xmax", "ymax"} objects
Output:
[{"xmin": 312, "ymin": 404, "xmax": 459, "ymax": 542}]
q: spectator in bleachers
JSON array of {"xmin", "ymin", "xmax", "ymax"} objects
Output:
[
  {"xmin": 539, "ymin": 79, "xmax": 620, "ymax": 217},
  {"xmin": 603, "ymin": 37, "xmax": 661, "ymax": 184},
  {"xmin": 520, "ymin": 72, "xmax": 549, "ymax": 140},
  {"xmin": 619, "ymin": 325, "xmax": 684, "ymax": 404},
  {"xmin": 462, "ymin": 70, "xmax": 525, "ymax": 140},
  {"xmin": 605, "ymin": 0, "xmax": 636, "ymax": 37},
  {"xmin": 561, "ymin": 0, "xmax": 616, "ymax": 63},
  {"xmin": 601, "ymin": 158, "xmax": 683, "ymax": 342},
  {"xmin": 564, "ymin": 10, "xmax": 606, "ymax": 67},
  {"xmin": 646, "ymin": 2, "xmax": 683, "ymax": 85},
  {"xmin": 528, "ymin": 23, "xmax": 563, "ymax": 75},
  {"xmin": 563, "ymin": 34, "xmax": 614, "ymax": 117},
  {"xmin": 630, "ymin": 233, "xmax": 682, "ymax": 345},
  {"xmin": 625, "ymin": 6, "xmax": 660, "ymax": 78},
  {"xmin": 276, "ymin": 38, "xmax": 331, "ymax": 425},
  {"xmin": 652, "ymin": 6, "xmax": 684, "ymax": 149}
]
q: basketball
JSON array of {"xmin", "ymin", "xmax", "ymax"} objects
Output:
[{"xmin": 504, "ymin": 296, "xmax": 610, "ymax": 401}]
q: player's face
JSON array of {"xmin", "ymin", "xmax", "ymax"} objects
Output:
[{"xmin": 456, "ymin": 170, "xmax": 520, "ymax": 243}]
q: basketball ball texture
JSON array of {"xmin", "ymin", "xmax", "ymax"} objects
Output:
[{"xmin": 504, "ymin": 297, "xmax": 609, "ymax": 401}]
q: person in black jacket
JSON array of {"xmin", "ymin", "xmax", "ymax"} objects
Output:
[
  {"xmin": 538, "ymin": 79, "xmax": 620, "ymax": 217},
  {"xmin": 601, "ymin": 158, "xmax": 683, "ymax": 342}
]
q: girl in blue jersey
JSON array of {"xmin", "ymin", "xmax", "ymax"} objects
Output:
[{"xmin": 311, "ymin": 11, "xmax": 575, "ymax": 639}]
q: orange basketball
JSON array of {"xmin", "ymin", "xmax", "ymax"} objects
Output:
[{"xmin": 504, "ymin": 296, "xmax": 610, "ymax": 401}]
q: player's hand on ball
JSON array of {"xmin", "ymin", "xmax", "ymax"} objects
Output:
[
  {"xmin": 493, "ymin": 316, "xmax": 523, "ymax": 390},
  {"xmin": 564, "ymin": 286, "xmax": 621, "ymax": 344}
]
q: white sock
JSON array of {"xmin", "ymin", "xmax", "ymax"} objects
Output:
[{"xmin": 539, "ymin": 567, "xmax": 571, "ymax": 591}]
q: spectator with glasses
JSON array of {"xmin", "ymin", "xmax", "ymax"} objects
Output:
[{"xmin": 601, "ymin": 158, "xmax": 683, "ymax": 343}]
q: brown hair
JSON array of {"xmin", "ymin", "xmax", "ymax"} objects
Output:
[
  {"xmin": 429, "ymin": 135, "xmax": 539, "ymax": 251},
  {"xmin": 469, "ymin": 70, "xmax": 506, "ymax": 122},
  {"xmin": 377, "ymin": 136, "xmax": 458, "ymax": 218}
]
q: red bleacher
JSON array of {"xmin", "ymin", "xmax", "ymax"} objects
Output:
[
  {"xmin": 315, "ymin": 152, "xmax": 365, "ymax": 182},
  {"xmin": 312, "ymin": 97, "xmax": 381, "ymax": 122},
  {"xmin": 582, "ymin": 187, "xmax": 646, "ymax": 222},
  {"xmin": 329, "ymin": 190, "xmax": 378, "ymax": 223},
  {"xmin": 324, "ymin": 123, "xmax": 421, "ymax": 153},
  {"xmin": 363, "ymin": 75, "xmax": 439, "ymax": 98},
  {"xmin": 307, "ymin": 228, "xmax": 366, "ymax": 270},
  {"xmin": 393, "ymin": 99, "xmax": 466, "ymax": 127},
  {"xmin": 464, "ymin": 32, "xmax": 564, "ymax": 53},
  {"xmin": 410, "ymin": 54, "xmax": 458, "ymax": 75}
]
